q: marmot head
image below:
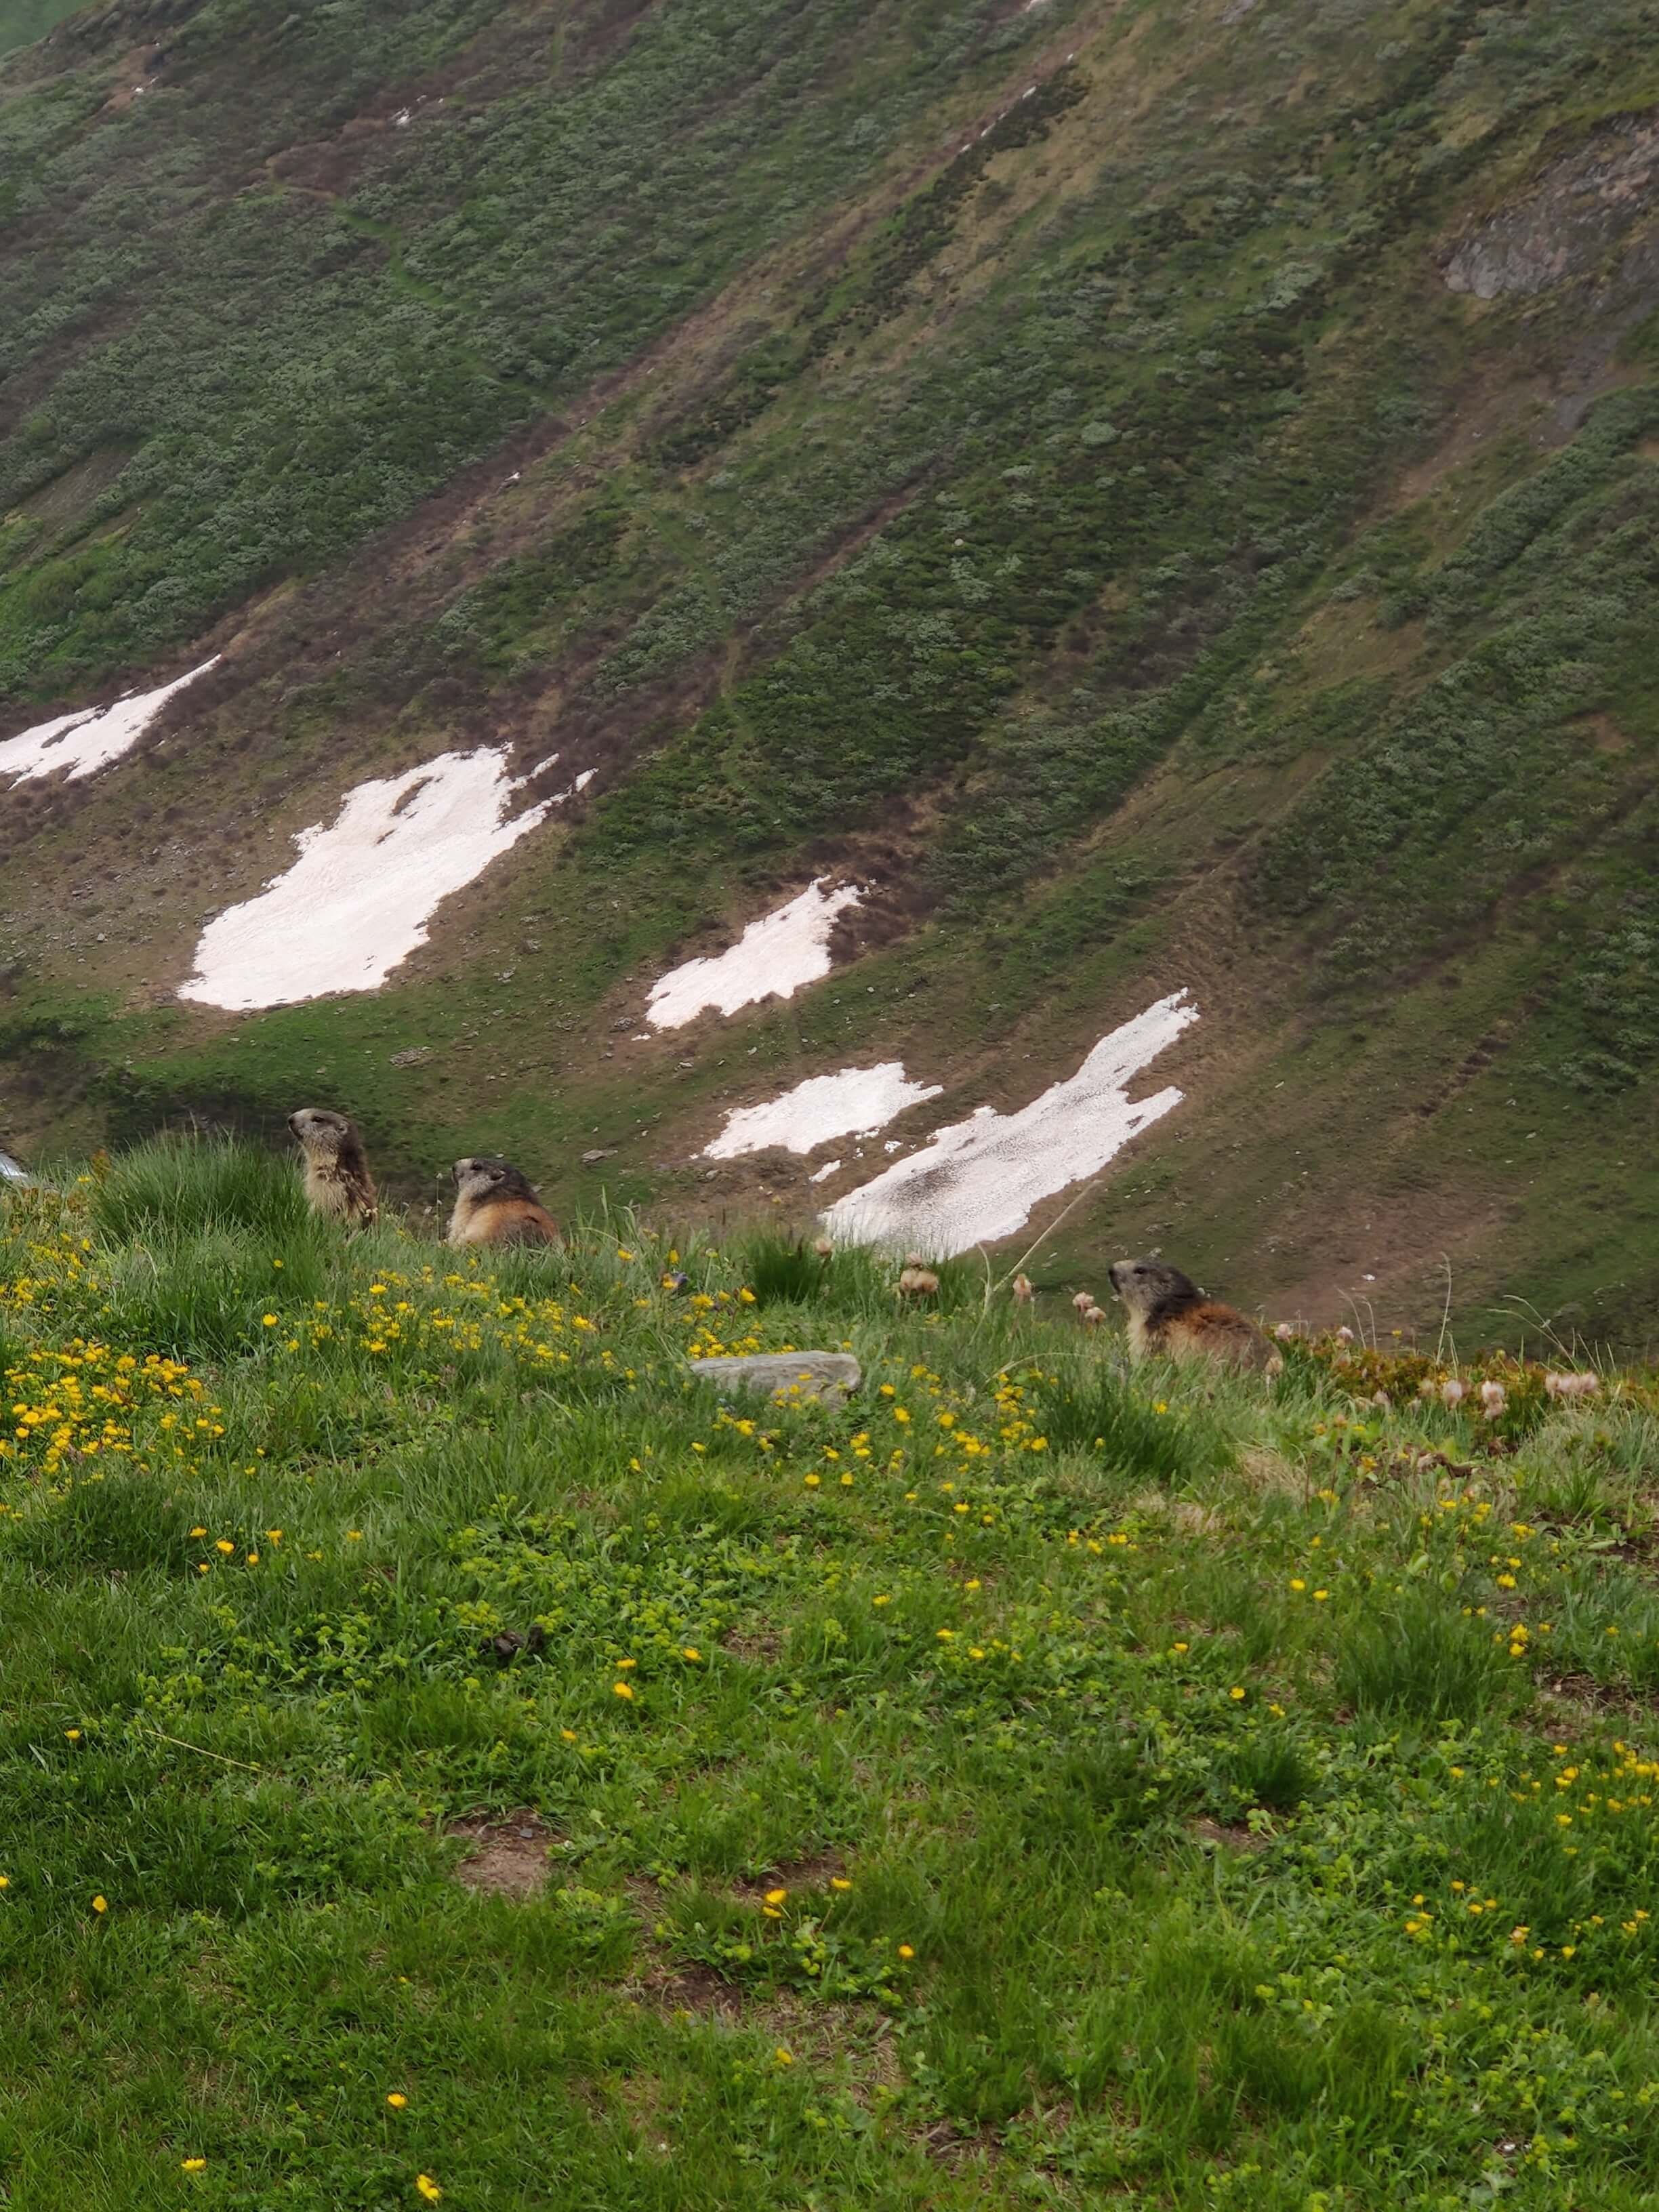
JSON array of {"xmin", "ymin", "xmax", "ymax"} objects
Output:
[
  {"xmin": 1108, "ymin": 1256, "xmax": 1199, "ymax": 1317},
  {"xmin": 288, "ymin": 1106, "xmax": 356, "ymax": 1160},
  {"xmin": 452, "ymin": 1155, "xmax": 540, "ymax": 1206}
]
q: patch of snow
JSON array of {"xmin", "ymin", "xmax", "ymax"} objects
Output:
[
  {"xmin": 704, "ymin": 1063, "xmax": 943, "ymax": 1160},
  {"xmin": 0, "ymin": 657, "xmax": 220, "ymax": 785},
  {"xmin": 574, "ymin": 769, "xmax": 596, "ymax": 792},
  {"xmin": 823, "ymin": 991, "xmax": 1199, "ymax": 1257},
  {"xmin": 884, "ymin": 1139, "xmax": 903, "ymax": 1153},
  {"xmin": 808, "ymin": 1159, "xmax": 843, "ymax": 1184},
  {"xmin": 0, "ymin": 1148, "xmax": 30, "ymax": 1184},
  {"xmin": 646, "ymin": 878, "xmax": 862, "ymax": 1029},
  {"xmin": 180, "ymin": 748, "xmax": 552, "ymax": 1010}
]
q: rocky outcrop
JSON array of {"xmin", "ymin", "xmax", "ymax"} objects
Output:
[{"xmin": 1446, "ymin": 116, "xmax": 1659, "ymax": 298}]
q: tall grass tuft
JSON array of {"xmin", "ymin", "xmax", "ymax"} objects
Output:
[
  {"xmin": 1336, "ymin": 1588, "xmax": 1516, "ymax": 1723},
  {"xmin": 1030, "ymin": 1361, "xmax": 1235, "ymax": 1486},
  {"xmin": 741, "ymin": 1236, "xmax": 824, "ymax": 1307},
  {"xmin": 1222, "ymin": 1732, "xmax": 1315, "ymax": 1814},
  {"xmin": 86, "ymin": 1136, "xmax": 333, "ymax": 1360},
  {"xmin": 91, "ymin": 1133, "xmax": 310, "ymax": 1246}
]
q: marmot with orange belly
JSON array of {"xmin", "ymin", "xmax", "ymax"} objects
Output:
[
  {"xmin": 1107, "ymin": 1257, "xmax": 1279, "ymax": 1374},
  {"xmin": 447, "ymin": 1156, "xmax": 560, "ymax": 1248}
]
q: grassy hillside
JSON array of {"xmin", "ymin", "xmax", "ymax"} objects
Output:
[
  {"xmin": 0, "ymin": 0, "xmax": 82, "ymax": 59},
  {"xmin": 5, "ymin": 1140, "xmax": 1659, "ymax": 2207},
  {"xmin": 1, "ymin": 0, "xmax": 1658, "ymax": 1343}
]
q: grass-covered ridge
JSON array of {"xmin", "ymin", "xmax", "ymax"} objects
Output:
[{"xmin": 5, "ymin": 1139, "xmax": 1659, "ymax": 2207}]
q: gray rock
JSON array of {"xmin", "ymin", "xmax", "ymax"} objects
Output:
[
  {"xmin": 1444, "ymin": 119, "xmax": 1659, "ymax": 299},
  {"xmin": 690, "ymin": 1351, "xmax": 861, "ymax": 1406},
  {"xmin": 581, "ymin": 1147, "xmax": 615, "ymax": 1165}
]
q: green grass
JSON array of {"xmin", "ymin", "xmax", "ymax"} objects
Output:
[
  {"xmin": 5, "ymin": 1142, "xmax": 1659, "ymax": 2207},
  {"xmin": 0, "ymin": 0, "xmax": 83, "ymax": 58}
]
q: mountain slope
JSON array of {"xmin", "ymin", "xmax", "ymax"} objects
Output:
[{"xmin": 3, "ymin": 0, "xmax": 1658, "ymax": 1343}]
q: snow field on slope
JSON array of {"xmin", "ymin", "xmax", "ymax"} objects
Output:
[
  {"xmin": 821, "ymin": 992, "xmax": 1199, "ymax": 1256},
  {"xmin": 180, "ymin": 750, "xmax": 560, "ymax": 1010},
  {"xmin": 0, "ymin": 658, "xmax": 220, "ymax": 783},
  {"xmin": 646, "ymin": 880, "xmax": 861, "ymax": 1028},
  {"xmin": 703, "ymin": 1064, "xmax": 943, "ymax": 1159}
]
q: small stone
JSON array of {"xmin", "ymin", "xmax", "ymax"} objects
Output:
[
  {"xmin": 581, "ymin": 1147, "xmax": 615, "ymax": 1165},
  {"xmin": 691, "ymin": 1352, "xmax": 861, "ymax": 1406}
]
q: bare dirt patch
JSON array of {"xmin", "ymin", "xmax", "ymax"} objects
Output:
[
  {"xmin": 1191, "ymin": 1816, "xmax": 1268, "ymax": 1853},
  {"xmin": 644, "ymin": 1961, "xmax": 750, "ymax": 2021},
  {"xmin": 737, "ymin": 1850, "xmax": 846, "ymax": 1899},
  {"xmin": 721, "ymin": 1626, "xmax": 781, "ymax": 1662},
  {"xmin": 446, "ymin": 1809, "xmax": 558, "ymax": 1896}
]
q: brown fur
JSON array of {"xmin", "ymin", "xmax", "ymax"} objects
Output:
[
  {"xmin": 1108, "ymin": 1258, "xmax": 1278, "ymax": 1374},
  {"xmin": 287, "ymin": 1107, "xmax": 377, "ymax": 1229},
  {"xmin": 447, "ymin": 1156, "xmax": 560, "ymax": 1249}
]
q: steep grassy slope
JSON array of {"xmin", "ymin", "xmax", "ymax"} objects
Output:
[
  {"xmin": 6, "ymin": 1142, "xmax": 1659, "ymax": 2207},
  {"xmin": 0, "ymin": 0, "xmax": 81, "ymax": 58},
  {"xmin": 1, "ymin": 0, "xmax": 1658, "ymax": 1344}
]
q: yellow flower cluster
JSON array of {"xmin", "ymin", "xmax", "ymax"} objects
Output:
[{"xmin": 0, "ymin": 1343, "xmax": 211, "ymax": 1481}]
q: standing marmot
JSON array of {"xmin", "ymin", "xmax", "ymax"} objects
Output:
[
  {"xmin": 287, "ymin": 1107, "xmax": 377, "ymax": 1229},
  {"xmin": 1107, "ymin": 1258, "xmax": 1278, "ymax": 1373},
  {"xmin": 447, "ymin": 1156, "xmax": 560, "ymax": 1248}
]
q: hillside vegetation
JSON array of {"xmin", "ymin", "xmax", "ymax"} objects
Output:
[
  {"xmin": 0, "ymin": 0, "xmax": 1657, "ymax": 1340},
  {"xmin": 5, "ymin": 1141, "xmax": 1659, "ymax": 2207}
]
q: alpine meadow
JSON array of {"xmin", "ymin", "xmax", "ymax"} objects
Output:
[{"xmin": 5, "ymin": 0, "xmax": 1659, "ymax": 2206}]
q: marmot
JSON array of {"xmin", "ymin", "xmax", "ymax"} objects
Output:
[
  {"xmin": 447, "ymin": 1156, "xmax": 560, "ymax": 1248},
  {"xmin": 287, "ymin": 1107, "xmax": 377, "ymax": 1229},
  {"xmin": 1107, "ymin": 1258, "xmax": 1278, "ymax": 1373}
]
